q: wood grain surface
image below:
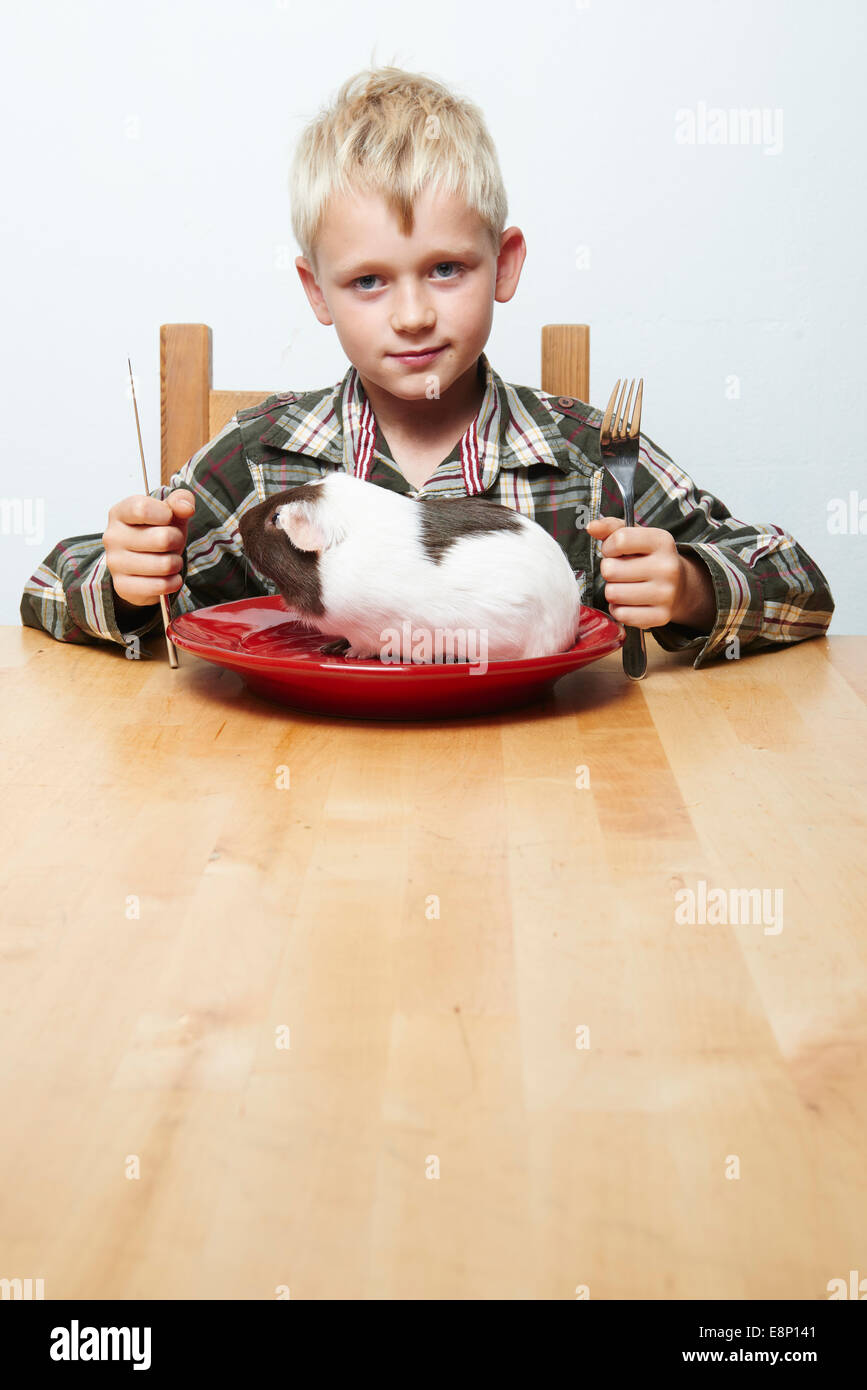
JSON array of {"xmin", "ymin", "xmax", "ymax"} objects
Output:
[{"xmin": 0, "ymin": 625, "xmax": 864, "ymax": 1300}]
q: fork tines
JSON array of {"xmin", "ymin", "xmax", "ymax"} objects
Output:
[{"xmin": 600, "ymin": 378, "xmax": 643, "ymax": 447}]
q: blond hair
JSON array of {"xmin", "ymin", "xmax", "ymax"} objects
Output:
[{"xmin": 289, "ymin": 66, "xmax": 508, "ymax": 276}]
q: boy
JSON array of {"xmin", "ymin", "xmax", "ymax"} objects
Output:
[{"xmin": 20, "ymin": 67, "xmax": 834, "ymax": 668}]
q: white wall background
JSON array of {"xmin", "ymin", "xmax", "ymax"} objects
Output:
[{"xmin": 3, "ymin": 0, "xmax": 865, "ymax": 632}]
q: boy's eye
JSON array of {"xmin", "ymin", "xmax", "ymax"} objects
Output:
[{"xmin": 351, "ymin": 262, "xmax": 462, "ymax": 290}]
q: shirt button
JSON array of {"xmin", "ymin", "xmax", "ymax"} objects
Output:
[{"xmin": 558, "ymin": 396, "xmax": 574, "ymax": 407}]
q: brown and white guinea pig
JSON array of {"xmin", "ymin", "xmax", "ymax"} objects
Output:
[{"xmin": 237, "ymin": 472, "xmax": 582, "ymax": 662}]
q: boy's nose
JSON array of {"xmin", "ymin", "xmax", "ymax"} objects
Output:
[{"xmin": 390, "ymin": 289, "xmax": 435, "ymax": 333}]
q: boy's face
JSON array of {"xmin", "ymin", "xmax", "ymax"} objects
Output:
[{"xmin": 295, "ymin": 182, "xmax": 525, "ymax": 411}]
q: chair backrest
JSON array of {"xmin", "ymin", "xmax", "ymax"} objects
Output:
[{"xmin": 160, "ymin": 322, "xmax": 589, "ymax": 486}]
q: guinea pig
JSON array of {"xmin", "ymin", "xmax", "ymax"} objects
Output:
[{"xmin": 237, "ymin": 471, "xmax": 582, "ymax": 662}]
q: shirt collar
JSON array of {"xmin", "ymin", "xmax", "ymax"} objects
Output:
[{"xmin": 257, "ymin": 351, "xmax": 573, "ymax": 492}]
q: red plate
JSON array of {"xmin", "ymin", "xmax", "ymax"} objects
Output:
[{"xmin": 167, "ymin": 597, "xmax": 625, "ymax": 720}]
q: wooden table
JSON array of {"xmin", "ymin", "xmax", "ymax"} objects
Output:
[{"xmin": 1, "ymin": 624, "xmax": 864, "ymax": 1301}]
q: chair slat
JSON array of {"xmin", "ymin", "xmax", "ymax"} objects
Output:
[
  {"xmin": 541, "ymin": 324, "xmax": 590, "ymax": 402},
  {"xmin": 160, "ymin": 324, "xmax": 211, "ymax": 486},
  {"xmin": 209, "ymin": 391, "xmax": 271, "ymax": 442}
]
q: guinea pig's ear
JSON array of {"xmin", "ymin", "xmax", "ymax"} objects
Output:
[{"xmin": 277, "ymin": 496, "xmax": 347, "ymax": 553}]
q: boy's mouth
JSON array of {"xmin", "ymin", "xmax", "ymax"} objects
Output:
[{"xmin": 388, "ymin": 345, "xmax": 446, "ymax": 366}]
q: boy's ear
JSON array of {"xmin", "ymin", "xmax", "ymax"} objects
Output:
[
  {"xmin": 277, "ymin": 499, "xmax": 346, "ymax": 553},
  {"xmin": 295, "ymin": 255, "xmax": 333, "ymax": 326}
]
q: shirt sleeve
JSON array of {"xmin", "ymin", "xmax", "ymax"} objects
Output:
[
  {"xmin": 592, "ymin": 431, "xmax": 836, "ymax": 669},
  {"xmin": 19, "ymin": 417, "xmax": 264, "ymax": 648}
]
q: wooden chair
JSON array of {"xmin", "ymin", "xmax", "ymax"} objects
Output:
[{"xmin": 159, "ymin": 322, "xmax": 590, "ymax": 486}]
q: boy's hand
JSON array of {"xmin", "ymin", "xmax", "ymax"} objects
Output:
[
  {"xmin": 586, "ymin": 516, "xmax": 716, "ymax": 632},
  {"xmin": 103, "ymin": 489, "xmax": 196, "ymax": 608}
]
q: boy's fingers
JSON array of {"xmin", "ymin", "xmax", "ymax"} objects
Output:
[
  {"xmin": 114, "ymin": 495, "xmax": 172, "ymax": 525},
  {"xmin": 586, "ymin": 515, "xmax": 625, "ymax": 538},
  {"xmin": 165, "ymin": 490, "xmax": 196, "ymax": 542},
  {"xmin": 112, "ymin": 572, "xmax": 184, "ymax": 604},
  {"xmin": 108, "ymin": 490, "xmax": 196, "ymax": 555},
  {"xmin": 167, "ymin": 489, "xmax": 196, "ymax": 515},
  {"xmin": 588, "ymin": 515, "xmax": 633, "ymax": 558},
  {"xmin": 588, "ymin": 516, "xmax": 656, "ymax": 557},
  {"xmin": 113, "ymin": 490, "xmax": 196, "ymax": 526},
  {"xmin": 114, "ymin": 519, "xmax": 186, "ymax": 552},
  {"xmin": 116, "ymin": 547, "xmax": 184, "ymax": 573}
]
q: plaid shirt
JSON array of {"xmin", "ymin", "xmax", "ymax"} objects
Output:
[{"xmin": 20, "ymin": 351, "xmax": 835, "ymax": 667}]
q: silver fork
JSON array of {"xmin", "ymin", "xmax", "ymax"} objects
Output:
[{"xmin": 599, "ymin": 377, "xmax": 647, "ymax": 680}]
